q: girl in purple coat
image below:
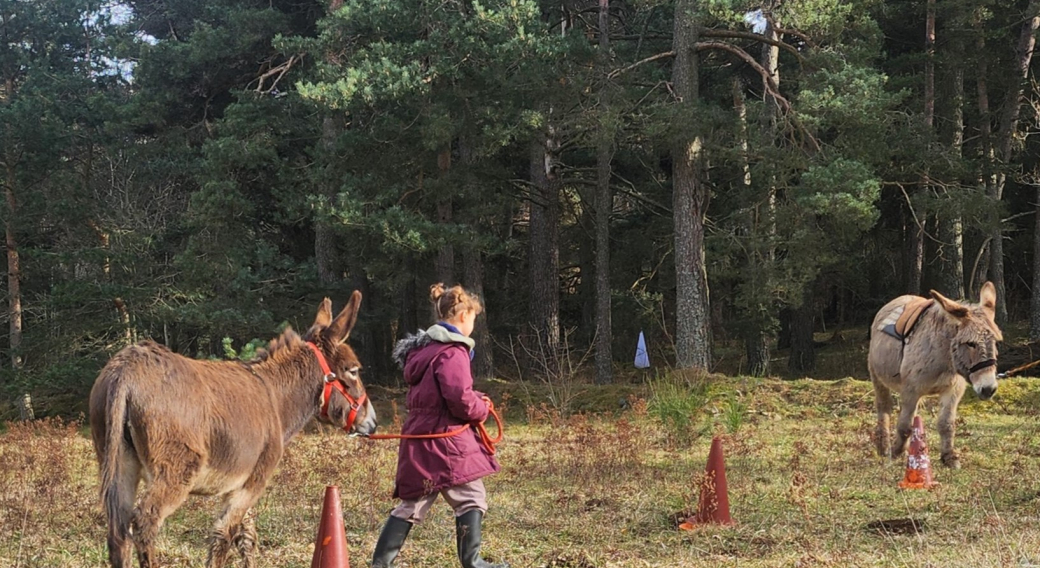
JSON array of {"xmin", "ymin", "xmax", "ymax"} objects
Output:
[{"xmin": 371, "ymin": 284, "xmax": 508, "ymax": 568}]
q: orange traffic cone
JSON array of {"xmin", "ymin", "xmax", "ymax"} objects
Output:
[
  {"xmin": 679, "ymin": 435, "xmax": 734, "ymax": 529},
  {"xmin": 898, "ymin": 416, "xmax": 938, "ymax": 490},
  {"xmin": 311, "ymin": 485, "xmax": 350, "ymax": 568}
]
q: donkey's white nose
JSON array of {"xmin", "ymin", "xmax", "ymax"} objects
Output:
[{"xmin": 354, "ymin": 399, "xmax": 378, "ymax": 436}]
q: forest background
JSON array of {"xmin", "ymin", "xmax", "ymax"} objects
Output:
[{"xmin": 3, "ymin": 0, "xmax": 1040, "ymax": 418}]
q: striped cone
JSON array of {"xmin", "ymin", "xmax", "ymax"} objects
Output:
[{"xmin": 898, "ymin": 416, "xmax": 938, "ymax": 490}]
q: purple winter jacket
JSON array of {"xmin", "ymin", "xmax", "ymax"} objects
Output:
[{"xmin": 390, "ymin": 325, "xmax": 501, "ymax": 499}]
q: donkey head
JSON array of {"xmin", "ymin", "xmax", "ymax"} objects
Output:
[
  {"xmin": 929, "ymin": 282, "xmax": 1003, "ymax": 400},
  {"xmin": 307, "ymin": 291, "xmax": 377, "ymax": 435}
]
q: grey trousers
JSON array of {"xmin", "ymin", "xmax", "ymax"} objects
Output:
[{"xmin": 390, "ymin": 479, "xmax": 488, "ymax": 523}]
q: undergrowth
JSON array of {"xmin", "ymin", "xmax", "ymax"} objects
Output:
[{"xmin": 3, "ymin": 377, "xmax": 1040, "ymax": 567}]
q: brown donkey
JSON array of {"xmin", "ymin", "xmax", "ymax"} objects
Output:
[
  {"xmin": 89, "ymin": 292, "xmax": 376, "ymax": 568},
  {"xmin": 868, "ymin": 282, "xmax": 1001, "ymax": 469}
]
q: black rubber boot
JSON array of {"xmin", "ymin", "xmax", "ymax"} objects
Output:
[
  {"xmin": 455, "ymin": 510, "xmax": 509, "ymax": 568},
  {"xmin": 371, "ymin": 515, "xmax": 412, "ymax": 568}
]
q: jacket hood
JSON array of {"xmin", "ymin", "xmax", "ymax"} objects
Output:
[{"xmin": 392, "ymin": 324, "xmax": 475, "ymax": 369}]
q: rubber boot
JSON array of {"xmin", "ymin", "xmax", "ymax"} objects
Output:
[
  {"xmin": 455, "ymin": 510, "xmax": 509, "ymax": 568},
  {"xmin": 371, "ymin": 515, "xmax": 412, "ymax": 568}
]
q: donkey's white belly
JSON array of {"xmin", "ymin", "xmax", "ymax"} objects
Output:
[{"xmin": 191, "ymin": 467, "xmax": 251, "ymax": 496}]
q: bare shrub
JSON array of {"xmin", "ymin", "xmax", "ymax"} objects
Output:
[{"xmin": 500, "ymin": 326, "xmax": 592, "ymax": 418}]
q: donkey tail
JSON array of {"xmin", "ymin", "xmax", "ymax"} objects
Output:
[{"xmin": 94, "ymin": 361, "xmax": 135, "ymax": 537}]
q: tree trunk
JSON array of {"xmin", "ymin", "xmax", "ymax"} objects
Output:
[
  {"xmin": 973, "ymin": 27, "xmax": 993, "ymax": 298},
  {"xmin": 671, "ymin": 0, "xmax": 711, "ymax": 371},
  {"xmin": 734, "ymin": 77, "xmax": 770, "ymax": 376},
  {"xmin": 1031, "ymin": 180, "xmax": 1040, "ymax": 339},
  {"xmin": 740, "ymin": 8, "xmax": 783, "ymax": 377},
  {"xmin": 316, "ymin": 116, "xmax": 341, "ymax": 285},
  {"xmin": 18, "ymin": 393, "xmax": 34, "ymax": 421},
  {"xmin": 988, "ymin": 0, "xmax": 1040, "ymax": 326},
  {"xmin": 745, "ymin": 334, "xmax": 770, "ymax": 377},
  {"xmin": 594, "ymin": 135, "xmax": 613, "ymax": 384},
  {"xmin": 939, "ymin": 52, "xmax": 965, "ymax": 299},
  {"xmin": 464, "ymin": 248, "xmax": 494, "ymax": 379},
  {"xmin": 733, "ymin": 78, "xmax": 751, "ymax": 189},
  {"xmin": 357, "ymin": 277, "xmax": 390, "ymax": 384},
  {"xmin": 593, "ymin": 0, "xmax": 613, "ymax": 385},
  {"xmin": 787, "ymin": 292, "xmax": 816, "ymax": 374},
  {"xmin": 528, "ymin": 137, "xmax": 561, "ymax": 374},
  {"xmin": 436, "ymin": 148, "xmax": 455, "ymax": 284},
  {"xmin": 5, "ymin": 162, "xmax": 22, "ymax": 372},
  {"xmin": 909, "ymin": 0, "xmax": 936, "ymax": 296},
  {"xmin": 400, "ymin": 274, "xmax": 418, "ymax": 335}
]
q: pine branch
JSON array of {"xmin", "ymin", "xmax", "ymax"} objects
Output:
[
  {"xmin": 606, "ymin": 42, "xmax": 820, "ymax": 151},
  {"xmin": 252, "ymin": 54, "xmax": 301, "ymax": 94},
  {"xmin": 700, "ymin": 29, "xmax": 807, "ymax": 65},
  {"xmin": 607, "ymin": 50, "xmax": 676, "ymax": 79},
  {"xmin": 695, "ymin": 41, "xmax": 790, "ymax": 111},
  {"xmin": 768, "ymin": 16, "xmax": 816, "ymax": 48}
]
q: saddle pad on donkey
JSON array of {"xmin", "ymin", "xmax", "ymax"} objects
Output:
[{"xmin": 877, "ymin": 297, "xmax": 935, "ymax": 341}]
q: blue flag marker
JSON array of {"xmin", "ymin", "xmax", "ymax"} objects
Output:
[{"xmin": 634, "ymin": 331, "xmax": 650, "ymax": 369}]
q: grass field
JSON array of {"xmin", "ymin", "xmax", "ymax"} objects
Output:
[{"xmin": 2, "ymin": 374, "xmax": 1040, "ymax": 568}]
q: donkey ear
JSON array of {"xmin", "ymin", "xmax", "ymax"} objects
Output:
[
  {"xmin": 929, "ymin": 289, "xmax": 969, "ymax": 318},
  {"xmin": 979, "ymin": 281, "xmax": 1003, "ymax": 340},
  {"xmin": 326, "ymin": 290, "xmax": 362, "ymax": 344},
  {"xmin": 312, "ymin": 297, "xmax": 334, "ymax": 330},
  {"xmin": 980, "ymin": 281, "xmax": 997, "ymax": 312}
]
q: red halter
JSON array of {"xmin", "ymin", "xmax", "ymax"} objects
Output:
[{"xmin": 306, "ymin": 342, "xmax": 367, "ymax": 432}]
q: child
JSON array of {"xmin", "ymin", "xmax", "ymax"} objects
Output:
[{"xmin": 371, "ymin": 283, "xmax": 508, "ymax": 568}]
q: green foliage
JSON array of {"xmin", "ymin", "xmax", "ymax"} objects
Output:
[
  {"xmin": 719, "ymin": 392, "xmax": 748, "ymax": 434},
  {"xmin": 648, "ymin": 372, "xmax": 711, "ymax": 445},
  {"xmin": 222, "ymin": 337, "xmax": 266, "ymax": 361},
  {"xmin": 796, "ymin": 158, "xmax": 881, "ymax": 233},
  {"xmin": 5, "ymin": 0, "xmax": 1040, "ymax": 416}
]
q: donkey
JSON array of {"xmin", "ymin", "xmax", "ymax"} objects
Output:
[
  {"xmin": 89, "ymin": 292, "xmax": 376, "ymax": 568},
  {"xmin": 868, "ymin": 282, "xmax": 1002, "ymax": 469}
]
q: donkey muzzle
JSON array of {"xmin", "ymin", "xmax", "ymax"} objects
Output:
[
  {"xmin": 968, "ymin": 360, "xmax": 998, "ymax": 401},
  {"xmin": 352, "ymin": 399, "xmax": 378, "ymax": 437}
]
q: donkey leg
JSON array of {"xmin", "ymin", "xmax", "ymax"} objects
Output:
[
  {"xmin": 233, "ymin": 510, "xmax": 258, "ymax": 568},
  {"xmin": 938, "ymin": 380, "xmax": 966, "ymax": 469},
  {"xmin": 130, "ymin": 476, "xmax": 198, "ymax": 567},
  {"xmin": 871, "ymin": 378, "xmax": 895, "ymax": 458},
  {"xmin": 208, "ymin": 490, "xmax": 251, "ymax": 568},
  {"xmin": 892, "ymin": 392, "xmax": 921, "ymax": 460},
  {"xmin": 130, "ymin": 449, "xmax": 201, "ymax": 568},
  {"xmin": 232, "ymin": 443, "xmax": 282, "ymax": 568},
  {"xmin": 208, "ymin": 489, "xmax": 265, "ymax": 568},
  {"xmin": 207, "ymin": 442, "xmax": 280, "ymax": 568}
]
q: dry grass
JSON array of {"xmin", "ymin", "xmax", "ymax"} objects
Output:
[{"xmin": 2, "ymin": 376, "xmax": 1040, "ymax": 568}]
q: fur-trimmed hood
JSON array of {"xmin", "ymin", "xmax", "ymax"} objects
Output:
[{"xmin": 392, "ymin": 324, "xmax": 475, "ymax": 369}]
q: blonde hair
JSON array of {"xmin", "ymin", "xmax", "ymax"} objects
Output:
[{"xmin": 430, "ymin": 283, "xmax": 483, "ymax": 321}]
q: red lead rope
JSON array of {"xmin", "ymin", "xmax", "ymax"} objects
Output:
[{"xmin": 365, "ymin": 396, "xmax": 504, "ymax": 456}]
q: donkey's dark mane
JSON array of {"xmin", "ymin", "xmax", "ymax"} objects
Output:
[{"xmin": 249, "ymin": 328, "xmax": 304, "ymax": 364}]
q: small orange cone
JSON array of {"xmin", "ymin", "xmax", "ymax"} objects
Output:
[
  {"xmin": 679, "ymin": 435, "xmax": 734, "ymax": 529},
  {"xmin": 311, "ymin": 485, "xmax": 350, "ymax": 568},
  {"xmin": 898, "ymin": 416, "xmax": 938, "ymax": 490}
]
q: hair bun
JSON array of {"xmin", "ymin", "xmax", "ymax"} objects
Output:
[{"xmin": 429, "ymin": 283, "xmax": 446, "ymax": 302}]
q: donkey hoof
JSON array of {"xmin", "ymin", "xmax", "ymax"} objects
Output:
[{"xmin": 941, "ymin": 453, "xmax": 961, "ymax": 469}]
